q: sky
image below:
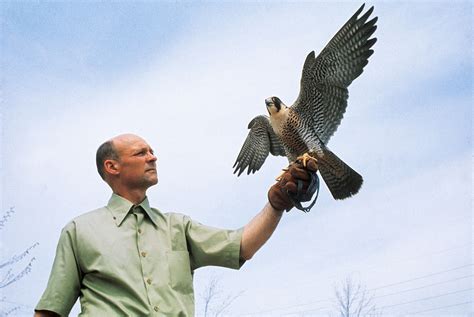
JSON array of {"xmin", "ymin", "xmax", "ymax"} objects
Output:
[{"xmin": 0, "ymin": 1, "xmax": 472, "ymax": 316}]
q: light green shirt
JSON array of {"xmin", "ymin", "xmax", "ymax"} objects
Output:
[{"xmin": 36, "ymin": 194, "xmax": 244, "ymax": 316}]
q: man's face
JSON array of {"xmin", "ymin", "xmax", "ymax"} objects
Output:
[{"xmin": 113, "ymin": 135, "xmax": 158, "ymax": 190}]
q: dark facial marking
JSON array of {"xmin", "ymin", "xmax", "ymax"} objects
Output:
[{"xmin": 272, "ymin": 97, "xmax": 282, "ymax": 111}]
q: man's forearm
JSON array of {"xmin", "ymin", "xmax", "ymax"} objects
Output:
[{"xmin": 240, "ymin": 202, "xmax": 283, "ymax": 260}]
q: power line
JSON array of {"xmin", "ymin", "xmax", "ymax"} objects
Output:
[
  {"xmin": 278, "ymin": 242, "xmax": 473, "ymax": 293},
  {"xmin": 379, "ymin": 288, "xmax": 473, "ymax": 310},
  {"xmin": 369, "ymin": 264, "xmax": 473, "ymax": 291},
  {"xmin": 373, "ymin": 274, "xmax": 473, "ymax": 299},
  {"xmin": 240, "ymin": 263, "xmax": 473, "ymax": 315},
  {"xmin": 407, "ymin": 301, "xmax": 473, "ymax": 314},
  {"xmin": 344, "ymin": 241, "xmax": 473, "ymax": 279},
  {"xmin": 283, "ymin": 288, "xmax": 474, "ymax": 316},
  {"xmin": 281, "ymin": 288, "xmax": 474, "ymax": 315}
]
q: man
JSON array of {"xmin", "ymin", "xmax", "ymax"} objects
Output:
[{"xmin": 35, "ymin": 133, "xmax": 318, "ymax": 316}]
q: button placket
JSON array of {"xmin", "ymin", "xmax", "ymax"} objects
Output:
[
  {"xmin": 134, "ymin": 207, "xmax": 151, "ymax": 288},
  {"xmin": 133, "ymin": 206, "xmax": 161, "ymax": 314}
]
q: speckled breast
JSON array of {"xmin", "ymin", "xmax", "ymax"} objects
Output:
[{"xmin": 278, "ymin": 110, "xmax": 309, "ymax": 161}]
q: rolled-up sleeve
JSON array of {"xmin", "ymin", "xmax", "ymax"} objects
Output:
[
  {"xmin": 183, "ymin": 216, "xmax": 245, "ymax": 270},
  {"xmin": 35, "ymin": 222, "xmax": 82, "ymax": 316}
]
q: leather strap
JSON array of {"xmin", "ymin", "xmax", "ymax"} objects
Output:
[{"xmin": 287, "ymin": 171, "xmax": 320, "ymax": 212}]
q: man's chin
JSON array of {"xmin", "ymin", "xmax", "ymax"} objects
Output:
[{"xmin": 148, "ymin": 177, "xmax": 158, "ymax": 186}]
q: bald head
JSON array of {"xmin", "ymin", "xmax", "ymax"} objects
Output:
[
  {"xmin": 111, "ymin": 134, "xmax": 147, "ymax": 151},
  {"xmin": 96, "ymin": 134, "xmax": 145, "ymax": 180}
]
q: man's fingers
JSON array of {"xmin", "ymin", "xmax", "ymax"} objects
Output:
[
  {"xmin": 289, "ymin": 166, "xmax": 310, "ymax": 180},
  {"xmin": 285, "ymin": 181, "xmax": 298, "ymax": 194},
  {"xmin": 306, "ymin": 159, "xmax": 318, "ymax": 172},
  {"xmin": 279, "ymin": 158, "xmax": 318, "ymax": 194},
  {"xmin": 280, "ymin": 173, "xmax": 291, "ymax": 184},
  {"xmin": 282, "ymin": 169, "xmax": 310, "ymax": 182},
  {"xmin": 284, "ymin": 180, "xmax": 310, "ymax": 194}
]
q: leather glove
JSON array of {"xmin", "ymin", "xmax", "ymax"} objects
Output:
[{"xmin": 268, "ymin": 158, "xmax": 319, "ymax": 212}]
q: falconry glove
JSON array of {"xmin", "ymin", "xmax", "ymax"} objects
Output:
[{"xmin": 268, "ymin": 158, "xmax": 319, "ymax": 212}]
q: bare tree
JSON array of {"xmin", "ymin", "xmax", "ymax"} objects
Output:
[
  {"xmin": 199, "ymin": 273, "xmax": 243, "ymax": 317},
  {"xmin": 333, "ymin": 277, "xmax": 379, "ymax": 317},
  {"xmin": 0, "ymin": 207, "xmax": 38, "ymax": 316}
]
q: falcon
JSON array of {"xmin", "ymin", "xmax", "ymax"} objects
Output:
[{"xmin": 233, "ymin": 4, "xmax": 377, "ymax": 200}]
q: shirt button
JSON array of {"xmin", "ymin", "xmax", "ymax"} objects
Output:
[
  {"xmin": 141, "ymin": 251, "xmax": 147, "ymax": 257},
  {"xmin": 138, "ymin": 229, "xmax": 142, "ymax": 234},
  {"xmin": 154, "ymin": 306, "xmax": 159, "ymax": 312},
  {"xmin": 147, "ymin": 278, "xmax": 152, "ymax": 285}
]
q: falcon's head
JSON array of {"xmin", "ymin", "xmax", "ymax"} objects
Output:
[{"xmin": 265, "ymin": 96, "xmax": 287, "ymax": 116}]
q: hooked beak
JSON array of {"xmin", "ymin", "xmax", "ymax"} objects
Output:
[{"xmin": 265, "ymin": 98, "xmax": 273, "ymax": 107}]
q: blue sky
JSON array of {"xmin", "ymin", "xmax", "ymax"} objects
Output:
[{"xmin": 1, "ymin": 1, "xmax": 472, "ymax": 316}]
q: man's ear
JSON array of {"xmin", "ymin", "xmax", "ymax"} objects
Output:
[{"xmin": 104, "ymin": 159, "xmax": 120, "ymax": 176}]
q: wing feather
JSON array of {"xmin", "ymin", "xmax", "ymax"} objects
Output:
[
  {"xmin": 293, "ymin": 4, "xmax": 377, "ymax": 144},
  {"xmin": 233, "ymin": 115, "xmax": 286, "ymax": 176}
]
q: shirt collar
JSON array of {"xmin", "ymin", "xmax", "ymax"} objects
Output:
[{"xmin": 107, "ymin": 193, "xmax": 160, "ymax": 227}]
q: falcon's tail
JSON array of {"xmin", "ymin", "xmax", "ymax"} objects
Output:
[{"xmin": 315, "ymin": 148, "xmax": 363, "ymax": 200}]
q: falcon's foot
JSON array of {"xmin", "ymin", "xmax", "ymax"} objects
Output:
[
  {"xmin": 296, "ymin": 152, "xmax": 318, "ymax": 168},
  {"xmin": 275, "ymin": 167, "xmax": 289, "ymax": 182}
]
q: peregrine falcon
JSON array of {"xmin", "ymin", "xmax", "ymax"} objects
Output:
[{"xmin": 233, "ymin": 4, "xmax": 377, "ymax": 200}]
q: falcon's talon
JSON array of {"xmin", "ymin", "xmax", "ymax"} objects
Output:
[
  {"xmin": 296, "ymin": 153, "xmax": 316, "ymax": 168},
  {"xmin": 275, "ymin": 168, "xmax": 289, "ymax": 181}
]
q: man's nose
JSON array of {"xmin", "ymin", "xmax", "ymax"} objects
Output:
[{"xmin": 147, "ymin": 152, "xmax": 157, "ymax": 162}]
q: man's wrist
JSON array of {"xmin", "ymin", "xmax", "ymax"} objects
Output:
[{"xmin": 266, "ymin": 202, "xmax": 285, "ymax": 217}]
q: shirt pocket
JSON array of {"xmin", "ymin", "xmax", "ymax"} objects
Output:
[{"xmin": 166, "ymin": 250, "xmax": 193, "ymax": 294}]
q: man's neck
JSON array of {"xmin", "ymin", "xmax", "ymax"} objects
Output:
[{"xmin": 113, "ymin": 188, "xmax": 147, "ymax": 205}]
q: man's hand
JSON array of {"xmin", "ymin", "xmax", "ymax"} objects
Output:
[{"xmin": 268, "ymin": 158, "xmax": 319, "ymax": 212}]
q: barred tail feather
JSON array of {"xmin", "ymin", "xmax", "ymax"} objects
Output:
[{"xmin": 316, "ymin": 148, "xmax": 363, "ymax": 200}]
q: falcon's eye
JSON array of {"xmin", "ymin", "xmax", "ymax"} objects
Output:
[{"xmin": 273, "ymin": 97, "xmax": 281, "ymax": 106}]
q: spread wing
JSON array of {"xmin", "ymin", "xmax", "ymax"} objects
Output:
[
  {"xmin": 292, "ymin": 4, "xmax": 377, "ymax": 144},
  {"xmin": 233, "ymin": 115, "xmax": 286, "ymax": 176}
]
